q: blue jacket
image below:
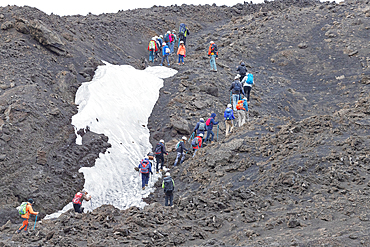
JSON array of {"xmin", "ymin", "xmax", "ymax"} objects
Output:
[
  {"xmin": 224, "ymin": 107, "xmax": 235, "ymax": 120},
  {"xmin": 176, "ymin": 140, "xmax": 188, "ymax": 153},
  {"xmin": 158, "ymin": 38, "xmax": 163, "ymax": 47},
  {"xmin": 162, "ymin": 45, "xmax": 170, "ymax": 56},
  {"xmin": 193, "ymin": 120, "xmax": 206, "ymax": 134},
  {"xmin": 206, "ymin": 113, "xmax": 219, "ymax": 130},
  {"xmin": 138, "ymin": 158, "xmax": 152, "ymax": 174},
  {"xmin": 243, "ymin": 100, "xmax": 248, "ymax": 111}
]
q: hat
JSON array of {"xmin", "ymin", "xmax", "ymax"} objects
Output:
[
  {"xmin": 160, "ymin": 139, "xmax": 164, "ymax": 143},
  {"xmin": 234, "ymin": 76, "xmax": 240, "ymax": 80},
  {"xmin": 180, "ymin": 41, "xmax": 184, "ymax": 44},
  {"xmin": 200, "ymin": 118, "xmax": 204, "ymax": 121},
  {"xmin": 165, "ymin": 172, "xmax": 170, "ymax": 177},
  {"xmin": 162, "ymin": 42, "xmax": 166, "ymax": 46},
  {"xmin": 172, "ymin": 30, "xmax": 176, "ymax": 32},
  {"xmin": 28, "ymin": 198, "xmax": 34, "ymax": 204},
  {"xmin": 167, "ymin": 31, "xmax": 171, "ymax": 34},
  {"xmin": 148, "ymin": 152, "xmax": 154, "ymax": 157},
  {"xmin": 199, "ymin": 133, "xmax": 204, "ymax": 137},
  {"xmin": 182, "ymin": 136, "xmax": 187, "ymax": 140},
  {"xmin": 151, "ymin": 37, "xmax": 155, "ymax": 40},
  {"xmin": 227, "ymin": 104, "xmax": 232, "ymax": 108},
  {"xmin": 159, "ymin": 35, "xmax": 163, "ymax": 38},
  {"xmin": 210, "ymin": 41, "xmax": 214, "ymax": 44}
]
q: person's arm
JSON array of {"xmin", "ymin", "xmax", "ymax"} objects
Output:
[
  {"xmin": 172, "ymin": 179, "xmax": 175, "ymax": 188},
  {"xmin": 193, "ymin": 122, "xmax": 199, "ymax": 132},
  {"xmin": 83, "ymin": 194, "xmax": 91, "ymax": 201},
  {"xmin": 162, "ymin": 180, "xmax": 165, "ymax": 188},
  {"xmin": 27, "ymin": 205, "xmax": 38, "ymax": 215},
  {"xmin": 229, "ymin": 83, "xmax": 234, "ymax": 91}
]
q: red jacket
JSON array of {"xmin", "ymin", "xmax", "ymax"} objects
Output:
[{"xmin": 193, "ymin": 136, "xmax": 202, "ymax": 150}]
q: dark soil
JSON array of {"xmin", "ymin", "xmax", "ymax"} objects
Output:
[{"xmin": 0, "ymin": 0, "xmax": 369, "ymax": 246}]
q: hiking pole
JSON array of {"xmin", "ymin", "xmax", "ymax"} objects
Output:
[
  {"xmin": 217, "ymin": 124, "xmax": 219, "ymax": 142},
  {"xmin": 230, "ymin": 91, "xmax": 232, "ymax": 105},
  {"xmin": 33, "ymin": 214, "xmax": 37, "ymax": 230}
]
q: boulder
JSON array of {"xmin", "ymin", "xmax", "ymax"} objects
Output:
[
  {"xmin": 28, "ymin": 20, "xmax": 66, "ymax": 56},
  {"xmin": 170, "ymin": 116, "xmax": 190, "ymax": 135}
]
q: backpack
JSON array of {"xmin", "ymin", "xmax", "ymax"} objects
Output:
[
  {"xmin": 149, "ymin": 40, "xmax": 156, "ymax": 50},
  {"xmin": 72, "ymin": 192, "xmax": 84, "ymax": 204},
  {"xmin": 206, "ymin": 117, "xmax": 213, "ymax": 126},
  {"xmin": 224, "ymin": 108, "xmax": 233, "ymax": 120},
  {"xmin": 164, "ymin": 177, "xmax": 174, "ymax": 193},
  {"xmin": 164, "ymin": 34, "xmax": 170, "ymax": 43},
  {"xmin": 211, "ymin": 44, "xmax": 218, "ymax": 52},
  {"xmin": 165, "ymin": 47, "xmax": 171, "ymax": 54},
  {"xmin": 236, "ymin": 100, "xmax": 245, "ymax": 110},
  {"xmin": 171, "ymin": 33, "xmax": 176, "ymax": 42},
  {"xmin": 246, "ymin": 73, "xmax": 254, "ymax": 85},
  {"xmin": 233, "ymin": 81, "xmax": 242, "ymax": 92},
  {"xmin": 17, "ymin": 202, "xmax": 27, "ymax": 215},
  {"xmin": 199, "ymin": 122, "xmax": 206, "ymax": 131},
  {"xmin": 191, "ymin": 137, "xmax": 199, "ymax": 147},
  {"xmin": 154, "ymin": 143, "xmax": 163, "ymax": 155},
  {"xmin": 179, "ymin": 23, "xmax": 186, "ymax": 36},
  {"xmin": 140, "ymin": 159, "xmax": 150, "ymax": 173}
]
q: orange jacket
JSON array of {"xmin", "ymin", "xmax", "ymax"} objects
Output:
[
  {"xmin": 21, "ymin": 203, "xmax": 38, "ymax": 219},
  {"xmin": 177, "ymin": 44, "xmax": 186, "ymax": 56},
  {"xmin": 208, "ymin": 43, "xmax": 218, "ymax": 57}
]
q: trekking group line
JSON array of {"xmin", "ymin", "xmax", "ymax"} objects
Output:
[{"xmin": 147, "ymin": 23, "xmax": 190, "ymax": 66}]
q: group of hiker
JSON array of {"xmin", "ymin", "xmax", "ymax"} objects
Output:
[{"xmin": 147, "ymin": 23, "xmax": 190, "ymax": 66}]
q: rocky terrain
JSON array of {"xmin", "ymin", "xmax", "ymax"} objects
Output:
[{"xmin": 0, "ymin": 0, "xmax": 369, "ymax": 246}]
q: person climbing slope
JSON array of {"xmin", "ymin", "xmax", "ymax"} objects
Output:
[
  {"xmin": 160, "ymin": 42, "xmax": 170, "ymax": 67},
  {"xmin": 208, "ymin": 41, "xmax": 218, "ymax": 72},
  {"xmin": 204, "ymin": 113, "xmax": 219, "ymax": 143},
  {"xmin": 236, "ymin": 97, "xmax": 249, "ymax": 126},
  {"xmin": 177, "ymin": 41, "xmax": 186, "ymax": 65},
  {"xmin": 224, "ymin": 104, "xmax": 235, "ymax": 137},
  {"xmin": 241, "ymin": 71, "xmax": 254, "ymax": 102},
  {"xmin": 236, "ymin": 61, "xmax": 247, "ymax": 81},
  {"xmin": 192, "ymin": 133, "xmax": 203, "ymax": 157},
  {"xmin": 16, "ymin": 199, "xmax": 39, "ymax": 233},
  {"xmin": 137, "ymin": 153, "xmax": 154, "ymax": 190},
  {"xmin": 148, "ymin": 37, "xmax": 158, "ymax": 63},
  {"xmin": 178, "ymin": 23, "xmax": 190, "ymax": 46},
  {"xmin": 230, "ymin": 75, "xmax": 244, "ymax": 111},
  {"xmin": 154, "ymin": 139, "xmax": 168, "ymax": 173},
  {"xmin": 193, "ymin": 117, "xmax": 207, "ymax": 137},
  {"xmin": 72, "ymin": 189, "xmax": 91, "ymax": 213},
  {"xmin": 170, "ymin": 30, "xmax": 177, "ymax": 54},
  {"xmin": 162, "ymin": 172, "xmax": 175, "ymax": 207},
  {"xmin": 174, "ymin": 136, "xmax": 188, "ymax": 166}
]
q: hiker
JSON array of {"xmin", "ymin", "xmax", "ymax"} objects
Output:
[
  {"xmin": 208, "ymin": 41, "xmax": 218, "ymax": 72},
  {"xmin": 164, "ymin": 31, "xmax": 171, "ymax": 45},
  {"xmin": 236, "ymin": 97, "xmax": 249, "ymax": 126},
  {"xmin": 170, "ymin": 30, "xmax": 177, "ymax": 54},
  {"xmin": 193, "ymin": 117, "xmax": 206, "ymax": 137},
  {"xmin": 154, "ymin": 139, "xmax": 168, "ymax": 173},
  {"xmin": 72, "ymin": 189, "xmax": 91, "ymax": 213},
  {"xmin": 160, "ymin": 42, "xmax": 170, "ymax": 66},
  {"xmin": 192, "ymin": 133, "xmax": 203, "ymax": 157},
  {"xmin": 241, "ymin": 71, "xmax": 254, "ymax": 102},
  {"xmin": 230, "ymin": 75, "xmax": 245, "ymax": 111},
  {"xmin": 224, "ymin": 104, "xmax": 235, "ymax": 137},
  {"xmin": 155, "ymin": 36, "xmax": 161, "ymax": 60},
  {"xmin": 174, "ymin": 136, "xmax": 188, "ymax": 166},
  {"xmin": 204, "ymin": 113, "xmax": 219, "ymax": 143},
  {"xmin": 236, "ymin": 62, "xmax": 247, "ymax": 81},
  {"xmin": 148, "ymin": 37, "xmax": 158, "ymax": 63},
  {"xmin": 178, "ymin": 23, "xmax": 190, "ymax": 46},
  {"xmin": 16, "ymin": 199, "xmax": 39, "ymax": 233},
  {"xmin": 137, "ymin": 153, "xmax": 154, "ymax": 190},
  {"xmin": 177, "ymin": 40, "xmax": 186, "ymax": 65},
  {"xmin": 162, "ymin": 172, "xmax": 175, "ymax": 206}
]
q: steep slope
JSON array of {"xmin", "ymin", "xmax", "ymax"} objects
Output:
[{"xmin": 0, "ymin": 0, "xmax": 369, "ymax": 246}]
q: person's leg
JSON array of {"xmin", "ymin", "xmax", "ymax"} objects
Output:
[
  {"xmin": 178, "ymin": 55, "xmax": 181, "ymax": 64},
  {"xmin": 180, "ymin": 151, "xmax": 186, "ymax": 164},
  {"xmin": 212, "ymin": 55, "xmax": 217, "ymax": 71},
  {"xmin": 231, "ymin": 120, "xmax": 234, "ymax": 132},
  {"xmin": 18, "ymin": 219, "xmax": 28, "ymax": 232},
  {"xmin": 210, "ymin": 56, "xmax": 214, "ymax": 70},
  {"xmin": 165, "ymin": 193, "xmax": 169, "ymax": 206},
  {"xmin": 181, "ymin": 55, "xmax": 184, "ymax": 63},
  {"xmin": 155, "ymin": 155, "xmax": 159, "ymax": 172},
  {"xmin": 145, "ymin": 173, "xmax": 149, "ymax": 187},
  {"xmin": 141, "ymin": 173, "xmax": 146, "ymax": 188},
  {"xmin": 174, "ymin": 152, "xmax": 181, "ymax": 166},
  {"xmin": 241, "ymin": 111, "xmax": 246, "ymax": 126},
  {"xmin": 247, "ymin": 111, "xmax": 250, "ymax": 121},
  {"xmin": 205, "ymin": 130, "xmax": 211, "ymax": 142},
  {"xmin": 170, "ymin": 193, "xmax": 174, "ymax": 206},
  {"xmin": 225, "ymin": 120, "xmax": 230, "ymax": 136},
  {"xmin": 210, "ymin": 130, "xmax": 215, "ymax": 141},
  {"xmin": 160, "ymin": 155, "xmax": 164, "ymax": 170},
  {"xmin": 237, "ymin": 110, "xmax": 242, "ymax": 127},
  {"xmin": 232, "ymin": 94, "xmax": 238, "ymax": 111},
  {"xmin": 193, "ymin": 148, "xmax": 197, "ymax": 157},
  {"xmin": 166, "ymin": 55, "xmax": 170, "ymax": 66},
  {"xmin": 160, "ymin": 56, "xmax": 164, "ymax": 66},
  {"xmin": 246, "ymin": 86, "xmax": 251, "ymax": 102}
]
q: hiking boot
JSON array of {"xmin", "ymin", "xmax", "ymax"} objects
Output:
[
  {"xmin": 211, "ymin": 141, "xmax": 215, "ymax": 144},
  {"xmin": 16, "ymin": 230, "xmax": 21, "ymax": 234},
  {"xmin": 142, "ymin": 187, "xmax": 145, "ymax": 190},
  {"xmin": 178, "ymin": 63, "xmax": 181, "ymax": 65},
  {"xmin": 156, "ymin": 171, "xmax": 159, "ymax": 174},
  {"xmin": 160, "ymin": 169, "xmax": 163, "ymax": 172}
]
